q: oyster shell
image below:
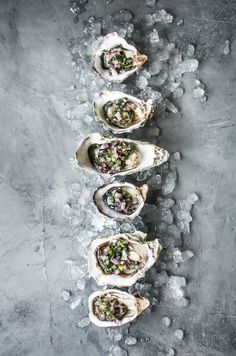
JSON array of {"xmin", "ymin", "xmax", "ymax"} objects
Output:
[
  {"xmin": 75, "ymin": 133, "xmax": 169, "ymax": 177},
  {"xmin": 92, "ymin": 32, "xmax": 147, "ymax": 82},
  {"xmin": 88, "ymin": 231, "xmax": 162, "ymax": 287},
  {"xmin": 93, "ymin": 90, "xmax": 156, "ymax": 133},
  {"xmin": 88, "ymin": 289, "xmax": 149, "ymax": 327},
  {"xmin": 93, "ymin": 182, "xmax": 148, "ymax": 220}
]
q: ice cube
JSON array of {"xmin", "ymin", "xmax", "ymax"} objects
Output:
[
  {"xmin": 149, "ymin": 29, "xmax": 160, "ymax": 46},
  {"xmin": 114, "ymin": 333, "xmax": 123, "ymax": 342},
  {"xmin": 186, "ymin": 44, "xmax": 195, "ymax": 57},
  {"xmin": 200, "ymin": 95, "xmax": 208, "ymax": 103},
  {"xmin": 168, "ymin": 276, "xmax": 186, "ymax": 289},
  {"xmin": 69, "ymin": 0, "xmax": 87, "ymax": 17},
  {"xmin": 146, "ymin": 14, "xmax": 155, "ymax": 27},
  {"xmin": 177, "ymin": 210, "xmax": 192, "ymax": 222},
  {"xmin": 147, "ymin": 174, "xmax": 162, "ymax": 189},
  {"xmin": 173, "ymin": 88, "xmax": 184, "ymax": 99},
  {"xmin": 162, "ymin": 180, "xmax": 176, "ymax": 195},
  {"xmin": 124, "ymin": 23, "xmax": 134, "ymax": 37},
  {"xmin": 65, "ymin": 109, "xmax": 72, "ymax": 120},
  {"xmin": 134, "ymin": 283, "xmax": 152, "ymax": 296},
  {"xmin": 162, "ymin": 209, "xmax": 174, "ymax": 224},
  {"xmin": 125, "ymin": 336, "xmax": 137, "ymax": 345},
  {"xmin": 83, "ymin": 114, "xmax": 93, "ymax": 124},
  {"xmin": 177, "ymin": 59, "xmax": 198, "ymax": 76},
  {"xmin": 151, "ymin": 296, "xmax": 158, "ymax": 306},
  {"xmin": 172, "ymin": 152, "xmax": 181, "ymax": 161},
  {"xmin": 176, "ymin": 18, "xmax": 184, "ymax": 26},
  {"xmin": 177, "ymin": 220, "xmax": 190, "ymax": 234},
  {"xmin": 149, "ymin": 61, "xmax": 162, "ymax": 76},
  {"xmin": 141, "ymin": 69, "xmax": 152, "ymax": 79},
  {"xmin": 145, "ymin": 0, "xmax": 156, "ymax": 6},
  {"xmin": 157, "ymin": 198, "xmax": 175, "ymax": 208},
  {"xmin": 188, "ymin": 192, "xmax": 199, "ymax": 204},
  {"xmin": 137, "ymin": 170, "xmax": 150, "ymax": 181},
  {"xmin": 91, "ymin": 214, "xmax": 106, "ymax": 230},
  {"xmin": 77, "ymin": 317, "xmax": 90, "ymax": 328},
  {"xmin": 168, "ymin": 276, "xmax": 186, "ymax": 299},
  {"xmin": 83, "ymin": 20, "xmax": 102, "ymax": 36},
  {"xmin": 182, "ymin": 250, "xmax": 194, "ymax": 262},
  {"xmin": 165, "ymin": 99, "xmax": 178, "ymax": 113},
  {"xmin": 162, "ymin": 316, "xmax": 171, "ymax": 327},
  {"xmin": 173, "ymin": 297, "xmax": 189, "ymax": 307},
  {"xmin": 154, "ymin": 271, "xmax": 169, "ymax": 287},
  {"xmin": 154, "ymin": 70, "xmax": 168, "ymax": 87},
  {"xmin": 167, "ymin": 348, "xmax": 175, "ymax": 356},
  {"xmin": 166, "ymin": 261, "xmax": 178, "ymax": 271},
  {"xmin": 119, "ymin": 9, "xmax": 133, "ymax": 22},
  {"xmin": 166, "ymin": 224, "xmax": 181, "ymax": 239},
  {"xmin": 78, "ymin": 0, "xmax": 87, "ymax": 5},
  {"xmin": 153, "ymin": 9, "xmax": 173, "ymax": 23},
  {"xmin": 70, "ymin": 296, "xmax": 82, "ymax": 310},
  {"xmin": 222, "ymin": 40, "xmax": 231, "ymax": 55},
  {"xmin": 76, "ymin": 88, "xmax": 89, "ymax": 103},
  {"xmin": 61, "ymin": 289, "xmax": 71, "ymax": 302},
  {"xmin": 172, "ymin": 248, "xmax": 183, "ymax": 263},
  {"xmin": 118, "ymin": 28, "xmax": 127, "ymax": 38},
  {"xmin": 66, "ymin": 260, "xmax": 86, "ymax": 280},
  {"xmin": 67, "ymin": 84, "xmax": 76, "ymax": 91},
  {"xmin": 136, "ymin": 75, "xmax": 148, "ymax": 89},
  {"xmin": 156, "ymin": 222, "xmax": 168, "ymax": 233},
  {"xmin": 110, "ymin": 346, "xmax": 128, "ymax": 356},
  {"xmin": 193, "ymin": 87, "xmax": 205, "ymax": 98},
  {"xmin": 141, "ymin": 87, "xmax": 163, "ymax": 103},
  {"xmin": 174, "ymin": 329, "xmax": 184, "ymax": 340},
  {"xmin": 62, "ymin": 203, "xmax": 72, "ymax": 218},
  {"xmin": 76, "ymin": 279, "xmax": 86, "ymax": 290},
  {"xmin": 68, "ymin": 103, "xmax": 91, "ymax": 119}
]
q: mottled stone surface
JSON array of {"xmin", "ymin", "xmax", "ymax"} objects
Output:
[{"xmin": 0, "ymin": 0, "xmax": 236, "ymax": 355}]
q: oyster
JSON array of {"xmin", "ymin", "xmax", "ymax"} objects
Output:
[
  {"xmin": 92, "ymin": 32, "xmax": 147, "ymax": 82},
  {"xmin": 88, "ymin": 231, "xmax": 162, "ymax": 287},
  {"xmin": 75, "ymin": 133, "xmax": 169, "ymax": 177},
  {"xmin": 93, "ymin": 90, "xmax": 156, "ymax": 133},
  {"xmin": 89, "ymin": 289, "xmax": 149, "ymax": 327},
  {"xmin": 93, "ymin": 182, "xmax": 148, "ymax": 220}
]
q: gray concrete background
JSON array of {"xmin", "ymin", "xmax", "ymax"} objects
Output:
[{"xmin": 0, "ymin": 0, "xmax": 236, "ymax": 355}]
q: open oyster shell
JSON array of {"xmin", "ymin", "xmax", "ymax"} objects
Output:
[
  {"xmin": 75, "ymin": 133, "xmax": 169, "ymax": 177},
  {"xmin": 93, "ymin": 182, "xmax": 148, "ymax": 220},
  {"xmin": 88, "ymin": 289, "xmax": 150, "ymax": 327},
  {"xmin": 88, "ymin": 231, "xmax": 162, "ymax": 287},
  {"xmin": 92, "ymin": 32, "xmax": 147, "ymax": 82},
  {"xmin": 93, "ymin": 90, "xmax": 156, "ymax": 133}
]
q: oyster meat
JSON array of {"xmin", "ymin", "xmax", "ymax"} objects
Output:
[
  {"xmin": 93, "ymin": 182, "xmax": 148, "ymax": 220},
  {"xmin": 92, "ymin": 32, "xmax": 147, "ymax": 82},
  {"xmin": 89, "ymin": 289, "xmax": 149, "ymax": 327},
  {"xmin": 75, "ymin": 133, "xmax": 169, "ymax": 176},
  {"xmin": 94, "ymin": 90, "xmax": 156, "ymax": 133},
  {"xmin": 88, "ymin": 231, "xmax": 162, "ymax": 287}
]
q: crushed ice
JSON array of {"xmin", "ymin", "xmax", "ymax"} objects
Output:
[
  {"xmin": 222, "ymin": 40, "xmax": 231, "ymax": 55},
  {"xmin": 60, "ymin": 2, "xmax": 205, "ymax": 354}
]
